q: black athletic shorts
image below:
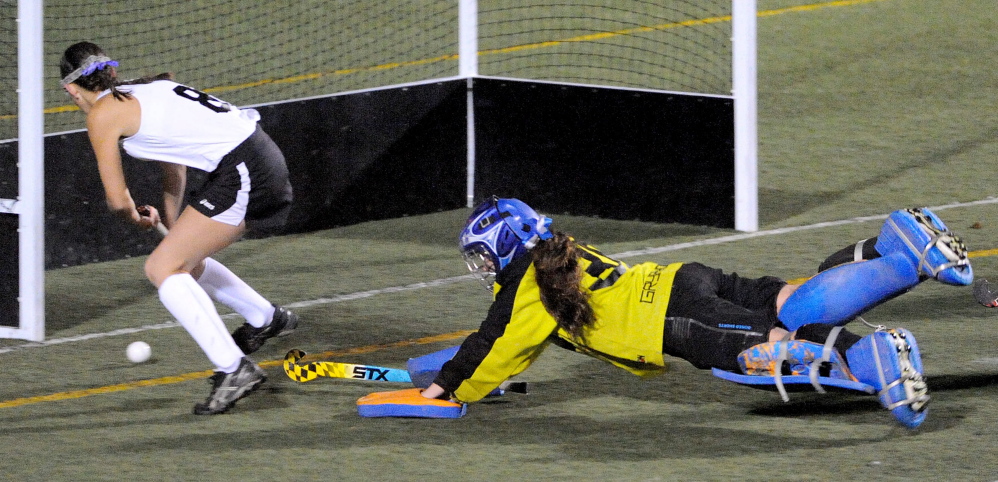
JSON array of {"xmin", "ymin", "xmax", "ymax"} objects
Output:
[
  {"xmin": 190, "ymin": 125, "xmax": 293, "ymax": 233},
  {"xmin": 662, "ymin": 262, "xmax": 787, "ymax": 371}
]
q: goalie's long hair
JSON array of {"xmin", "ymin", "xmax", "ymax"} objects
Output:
[
  {"xmin": 531, "ymin": 231, "xmax": 595, "ymax": 341},
  {"xmin": 60, "ymin": 41, "xmax": 173, "ymax": 101}
]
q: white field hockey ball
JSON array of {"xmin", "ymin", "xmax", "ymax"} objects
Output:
[{"xmin": 126, "ymin": 341, "xmax": 152, "ymax": 363}]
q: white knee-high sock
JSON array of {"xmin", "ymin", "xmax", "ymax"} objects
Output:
[
  {"xmin": 196, "ymin": 257, "xmax": 275, "ymax": 328},
  {"xmin": 159, "ymin": 273, "xmax": 244, "ymax": 373}
]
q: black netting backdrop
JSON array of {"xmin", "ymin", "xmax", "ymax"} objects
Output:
[{"xmin": 0, "ymin": 1, "xmax": 731, "ymax": 141}]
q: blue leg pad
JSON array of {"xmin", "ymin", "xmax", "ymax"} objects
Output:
[
  {"xmin": 407, "ymin": 346, "xmax": 460, "ymax": 389},
  {"xmin": 875, "ymin": 208, "xmax": 973, "ymax": 286},
  {"xmin": 846, "ymin": 328, "xmax": 929, "ymax": 429},
  {"xmin": 778, "ymin": 253, "xmax": 919, "ymax": 331}
]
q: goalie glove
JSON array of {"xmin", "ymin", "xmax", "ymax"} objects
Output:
[{"xmin": 357, "ymin": 388, "xmax": 467, "ymax": 419}]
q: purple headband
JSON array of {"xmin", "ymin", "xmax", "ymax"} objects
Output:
[{"xmin": 60, "ymin": 55, "xmax": 119, "ymax": 86}]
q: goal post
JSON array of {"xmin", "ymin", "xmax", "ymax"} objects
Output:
[
  {"xmin": 460, "ymin": 0, "xmax": 478, "ymax": 208},
  {"xmin": 0, "ymin": 0, "xmax": 44, "ymax": 341},
  {"xmin": 732, "ymin": 0, "xmax": 759, "ymax": 232}
]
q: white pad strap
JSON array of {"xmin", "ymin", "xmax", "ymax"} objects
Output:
[
  {"xmin": 774, "ymin": 333, "xmax": 791, "ymax": 402},
  {"xmin": 853, "ymin": 238, "xmax": 868, "ymax": 262},
  {"xmin": 868, "ymin": 331, "xmax": 893, "ymax": 405},
  {"xmin": 774, "ymin": 326, "xmax": 844, "ymax": 401},
  {"xmin": 808, "ymin": 325, "xmax": 844, "ymax": 393}
]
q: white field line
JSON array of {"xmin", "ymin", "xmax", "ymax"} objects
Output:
[
  {"xmin": 2, "ymin": 197, "xmax": 996, "ymax": 356},
  {"xmin": 0, "ymin": 275, "xmax": 475, "ymax": 355}
]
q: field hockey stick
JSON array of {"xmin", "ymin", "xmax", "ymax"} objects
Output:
[
  {"xmin": 972, "ymin": 279, "xmax": 998, "ymax": 307},
  {"xmin": 283, "ymin": 349, "xmax": 529, "ymax": 394},
  {"xmin": 284, "ymin": 349, "xmax": 413, "ymax": 383}
]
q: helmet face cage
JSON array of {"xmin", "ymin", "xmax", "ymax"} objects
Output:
[
  {"xmin": 459, "ymin": 196, "xmax": 553, "ymax": 290},
  {"xmin": 462, "ymin": 243, "xmax": 497, "ymax": 291}
]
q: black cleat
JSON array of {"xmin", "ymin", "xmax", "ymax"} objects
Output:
[
  {"xmin": 231, "ymin": 305, "xmax": 299, "ymax": 354},
  {"xmin": 193, "ymin": 357, "xmax": 267, "ymax": 415},
  {"xmin": 973, "ymin": 279, "xmax": 998, "ymax": 307}
]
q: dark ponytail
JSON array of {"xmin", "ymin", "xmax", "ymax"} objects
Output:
[{"xmin": 531, "ymin": 232, "xmax": 595, "ymax": 341}]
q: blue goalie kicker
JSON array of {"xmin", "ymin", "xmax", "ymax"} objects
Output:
[
  {"xmin": 876, "ymin": 207, "xmax": 972, "ymax": 286},
  {"xmin": 714, "ymin": 207, "xmax": 969, "ymax": 429},
  {"xmin": 715, "ymin": 325, "xmax": 930, "ymax": 429}
]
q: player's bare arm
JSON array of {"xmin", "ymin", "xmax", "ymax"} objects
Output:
[{"xmin": 87, "ymin": 95, "xmax": 146, "ymax": 226}]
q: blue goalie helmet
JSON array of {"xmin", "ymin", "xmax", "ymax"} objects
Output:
[{"xmin": 460, "ymin": 196, "xmax": 553, "ymax": 289}]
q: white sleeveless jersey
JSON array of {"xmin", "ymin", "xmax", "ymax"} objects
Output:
[{"xmin": 117, "ymin": 81, "xmax": 259, "ymax": 172}]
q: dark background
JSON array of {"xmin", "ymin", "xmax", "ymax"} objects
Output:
[{"xmin": 473, "ymin": 78, "xmax": 733, "ymax": 225}]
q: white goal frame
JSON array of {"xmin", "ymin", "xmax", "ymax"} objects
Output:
[{"xmin": 1, "ymin": 0, "xmax": 44, "ymax": 341}]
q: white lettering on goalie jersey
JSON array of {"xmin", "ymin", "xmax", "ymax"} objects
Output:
[{"xmin": 199, "ymin": 199, "xmax": 216, "ymax": 211}]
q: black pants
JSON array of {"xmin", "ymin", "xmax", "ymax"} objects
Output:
[{"xmin": 662, "ymin": 262, "xmax": 786, "ymax": 371}]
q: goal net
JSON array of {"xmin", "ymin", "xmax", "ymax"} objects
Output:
[
  {"xmin": 1, "ymin": 0, "xmax": 750, "ymax": 340},
  {"xmin": 1, "ymin": 0, "xmax": 732, "ymax": 140}
]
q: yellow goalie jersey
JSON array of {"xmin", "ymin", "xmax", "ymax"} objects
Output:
[{"xmin": 436, "ymin": 243, "xmax": 682, "ymax": 403}]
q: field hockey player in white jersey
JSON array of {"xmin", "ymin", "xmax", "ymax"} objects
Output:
[{"xmin": 60, "ymin": 41, "xmax": 299, "ymax": 415}]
